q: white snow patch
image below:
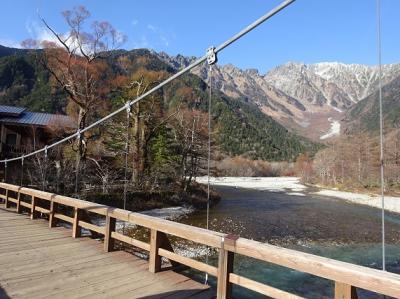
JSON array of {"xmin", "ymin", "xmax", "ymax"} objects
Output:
[
  {"xmin": 320, "ymin": 118, "xmax": 340, "ymax": 140},
  {"xmin": 314, "ymin": 189, "xmax": 400, "ymax": 213},
  {"xmin": 195, "ymin": 176, "xmax": 307, "ymax": 194}
]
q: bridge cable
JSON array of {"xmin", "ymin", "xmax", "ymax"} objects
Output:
[
  {"xmin": 0, "ymin": 0, "xmax": 295, "ymax": 166},
  {"xmin": 376, "ymin": 0, "xmax": 386, "ymax": 272}
]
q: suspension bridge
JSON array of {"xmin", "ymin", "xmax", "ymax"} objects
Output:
[{"xmin": 0, "ymin": 0, "xmax": 399, "ymax": 298}]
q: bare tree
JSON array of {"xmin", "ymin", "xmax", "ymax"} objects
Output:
[{"xmin": 23, "ymin": 6, "xmax": 126, "ymax": 188}]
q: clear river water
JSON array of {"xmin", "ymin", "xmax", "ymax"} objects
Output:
[{"xmin": 177, "ymin": 185, "xmax": 400, "ymax": 298}]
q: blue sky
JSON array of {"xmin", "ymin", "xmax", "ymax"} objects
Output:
[{"xmin": 0, "ymin": 0, "xmax": 399, "ymax": 73}]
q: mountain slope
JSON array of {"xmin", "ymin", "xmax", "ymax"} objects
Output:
[
  {"xmin": 343, "ymin": 74, "xmax": 400, "ymax": 133},
  {"xmin": 0, "ymin": 45, "xmax": 26, "ymax": 58},
  {"xmin": 0, "ymin": 53, "xmax": 67, "ymax": 112}
]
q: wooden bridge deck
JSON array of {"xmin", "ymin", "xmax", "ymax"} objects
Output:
[{"xmin": 0, "ymin": 208, "xmax": 213, "ymax": 299}]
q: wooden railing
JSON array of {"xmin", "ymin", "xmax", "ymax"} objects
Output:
[{"xmin": 0, "ymin": 182, "xmax": 399, "ymax": 299}]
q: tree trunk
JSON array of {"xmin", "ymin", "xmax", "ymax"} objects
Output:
[{"xmin": 75, "ymin": 107, "xmax": 87, "ymax": 194}]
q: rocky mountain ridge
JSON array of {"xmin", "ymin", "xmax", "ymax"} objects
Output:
[{"xmin": 156, "ymin": 51, "xmax": 400, "ymax": 140}]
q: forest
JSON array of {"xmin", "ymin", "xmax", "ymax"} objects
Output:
[{"xmin": 296, "ymin": 130, "xmax": 400, "ymax": 195}]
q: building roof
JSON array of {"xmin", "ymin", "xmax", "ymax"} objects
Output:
[
  {"xmin": 0, "ymin": 106, "xmax": 75, "ymax": 128},
  {"xmin": 0, "ymin": 105, "xmax": 27, "ymax": 117}
]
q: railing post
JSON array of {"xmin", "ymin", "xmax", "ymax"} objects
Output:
[
  {"xmin": 217, "ymin": 235, "xmax": 236, "ymax": 299},
  {"xmin": 16, "ymin": 188, "xmax": 22, "ymax": 214},
  {"xmin": 104, "ymin": 213, "xmax": 116, "ymax": 252},
  {"xmin": 149, "ymin": 229, "xmax": 163, "ymax": 273},
  {"xmin": 5, "ymin": 189, "xmax": 9, "ymax": 208},
  {"xmin": 72, "ymin": 207, "xmax": 82, "ymax": 238},
  {"xmin": 30, "ymin": 195, "xmax": 38, "ymax": 219},
  {"xmin": 335, "ymin": 282, "xmax": 358, "ymax": 299},
  {"xmin": 49, "ymin": 196, "xmax": 57, "ymax": 228}
]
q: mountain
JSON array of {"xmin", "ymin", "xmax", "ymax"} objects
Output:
[
  {"xmin": 0, "ymin": 45, "xmax": 26, "ymax": 58},
  {"xmin": 0, "ymin": 46, "xmax": 318, "ymax": 161},
  {"xmin": 157, "ymin": 52, "xmax": 400, "ymax": 141},
  {"xmin": 0, "ymin": 52, "xmax": 67, "ymax": 112},
  {"xmin": 343, "ymin": 74, "xmax": 400, "ymax": 133}
]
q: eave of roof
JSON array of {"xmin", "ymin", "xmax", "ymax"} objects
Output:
[{"xmin": 0, "ymin": 111, "xmax": 75, "ymax": 128}]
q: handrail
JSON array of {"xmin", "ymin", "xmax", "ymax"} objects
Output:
[{"xmin": 1, "ymin": 182, "xmax": 399, "ymax": 299}]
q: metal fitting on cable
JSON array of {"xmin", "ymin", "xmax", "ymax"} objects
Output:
[
  {"xmin": 4, "ymin": 159, "xmax": 7, "ymax": 168},
  {"xmin": 21, "ymin": 155, "xmax": 24, "ymax": 166},
  {"xmin": 76, "ymin": 129, "xmax": 81, "ymax": 141},
  {"xmin": 126, "ymin": 101, "xmax": 131, "ymax": 114},
  {"xmin": 206, "ymin": 46, "xmax": 217, "ymax": 65},
  {"xmin": 44, "ymin": 146, "xmax": 48, "ymax": 159}
]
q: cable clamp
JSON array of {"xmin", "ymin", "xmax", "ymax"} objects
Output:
[
  {"xmin": 126, "ymin": 101, "xmax": 131, "ymax": 114},
  {"xmin": 21, "ymin": 155, "xmax": 24, "ymax": 165},
  {"xmin": 76, "ymin": 129, "xmax": 81, "ymax": 140},
  {"xmin": 44, "ymin": 146, "xmax": 48, "ymax": 159},
  {"xmin": 206, "ymin": 46, "xmax": 217, "ymax": 65},
  {"xmin": 4, "ymin": 159, "xmax": 7, "ymax": 168}
]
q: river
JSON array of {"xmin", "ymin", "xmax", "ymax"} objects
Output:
[{"xmin": 176, "ymin": 181, "xmax": 400, "ymax": 298}]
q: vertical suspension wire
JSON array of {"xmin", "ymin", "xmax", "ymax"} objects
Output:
[
  {"xmin": 204, "ymin": 64, "xmax": 213, "ymax": 285},
  {"xmin": 122, "ymin": 103, "xmax": 131, "ymax": 237},
  {"xmin": 376, "ymin": 0, "xmax": 386, "ymax": 272},
  {"xmin": 75, "ymin": 130, "xmax": 81, "ymax": 197},
  {"xmin": 4, "ymin": 160, "xmax": 7, "ymax": 183},
  {"xmin": 123, "ymin": 103, "xmax": 131, "ymax": 211},
  {"xmin": 20, "ymin": 156, "xmax": 24, "ymax": 186},
  {"xmin": 43, "ymin": 146, "xmax": 48, "ymax": 191}
]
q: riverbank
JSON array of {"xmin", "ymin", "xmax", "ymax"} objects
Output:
[
  {"xmin": 85, "ymin": 182, "xmax": 219, "ymax": 214},
  {"xmin": 313, "ymin": 189, "xmax": 400, "ymax": 214},
  {"xmin": 195, "ymin": 176, "xmax": 400, "ymax": 214}
]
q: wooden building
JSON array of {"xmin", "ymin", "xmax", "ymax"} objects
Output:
[{"xmin": 0, "ymin": 105, "xmax": 74, "ymax": 158}]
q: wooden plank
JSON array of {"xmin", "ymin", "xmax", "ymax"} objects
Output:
[
  {"xmin": 111, "ymin": 231, "xmax": 150, "ymax": 251},
  {"xmin": 226, "ymin": 238, "xmax": 400, "ymax": 298},
  {"xmin": 230, "ymin": 273, "xmax": 304, "ymax": 299},
  {"xmin": 335, "ymin": 282, "xmax": 358, "ymax": 299},
  {"xmin": 78, "ymin": 220, "xmax": 105, "ymax": 235},
  {"xmin": 35, "ymin": 206, "xmax": 50, "ymax": 214},
  {"xmin": 19, "ymin": 201, "xmax": 32, "ymax": 209},
  {"xmin": 54, "ymin": 213, "xmax": 73, "ymax": 223},
  {"xmin": 7, "ymin": 196, "xmax": 18, "ymax": 204},
  {"xmin": 217, "ymin": 248, "xmax": 234, "ymax": 299},
  {"xmin": 29, "ymin": 259, "xmax": 149, "ymax": 299},
  {"xmin": 16, "ymin": 189, "xmax": 22, "ymax": 213},
  {"xmin": 104, "ymin": 215, "xmax": 116, "ymax": 252},
  {"xmin": 161, "ymin": 279, "xmax": 211, "ymax": 299},
  {"xmin": 149, "ymin": 229, "xmax": 163, "ymax": 273},
  {"xmin": 4, "ymin": 189, "xmax": 9, "ymax": 208},
  {"xmin": 49, "ymin": 200, "xmax": 57, "ymax": 227},
  {"xmin": 158, "ymin": 248, "xmax": 218, "ymax": 277}
]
